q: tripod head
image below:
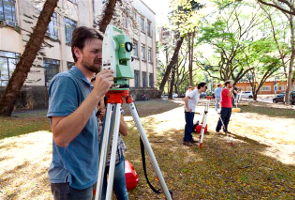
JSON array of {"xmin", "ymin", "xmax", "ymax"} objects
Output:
[{"xmin": 102, "ymin": 25, "xmax": 134, "ymax": 90}]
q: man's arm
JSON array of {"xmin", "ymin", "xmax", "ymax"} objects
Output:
[
  {"xmin": 227, "ymin": 89, "xmax": 233, "ymax": 97},
  {"xmin": 119, "ymin": 115, "xmax": 128, "ymax": 136},
  {"xmin": 184, "ymin": 96, "xmax": 192, "ymax": 112},
  {"xmin": 51, "ymin": 70, "xmax": 114, "ymax": 147}
]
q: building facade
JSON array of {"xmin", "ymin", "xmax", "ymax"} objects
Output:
[
  {"xmin": 235, "ymin": 81, "xmax": 295, "ymax": 95},
  {"xmin": 0, "ymin": 0, "xmax": 157, "ymax": 109}
]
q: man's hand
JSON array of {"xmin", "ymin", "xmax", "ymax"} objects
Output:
[
  {"xmin": 187, "ymin": 108, "xmax": 192, "ymax": 112},
  {"xmin": 93, "ymin": 70, "xmax": 114, "ymax": 97}
]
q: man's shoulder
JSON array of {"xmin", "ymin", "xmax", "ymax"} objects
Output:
[
  {"xmin": 50, "ymin": 71, "xmax": 76, "ymax": 87},
  {"xmin": 53, "ymin": 71, "xmax": 73, "ymax": 80},
  {"xmin": 222, "ymin": 88, "xmax": 230, "ymax": 94},
  {"xmin": 188, "ymin": 89, "xmax": 198, "ymax": 97}
]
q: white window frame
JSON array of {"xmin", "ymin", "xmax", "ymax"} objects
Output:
[
  {"xmin": 141, "ymin": 44, "xmax": 146, "ymax": 61},
  {"xmin": 140, "ymin": 16, "xmax": 145, "ymax": 33},
  {"xmin": 261, "ymin": 86, "xmax": 271, "ymax": 91}
]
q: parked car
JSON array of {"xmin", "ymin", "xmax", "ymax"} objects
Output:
[
  {"xmin": 291, "ymin": 92, "xmax": 295, "ymax": 105},
  {"xmin": 273, "ymin": 91, "xmax": 295, "ymax": 104},
  {"xmin": 238, "ymin": 91, "xmax": 253, "ymax": 99},
  {"xmin": 172, "ymin": 93, "xmax": 178, "ymax": 98},
  {"xmin": 273, "ymin": 92, "xmax": 285, "ymax": 103},
  {"xmin": 179, "ymin": 93, "xmax": 186, "ymax": 98}
]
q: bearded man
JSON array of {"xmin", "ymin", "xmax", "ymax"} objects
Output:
[{"xmin": 47, "ymin": 26, "xmax": 114, "ymax": 200}]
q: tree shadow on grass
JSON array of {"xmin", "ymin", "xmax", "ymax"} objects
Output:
[
  {"xmin": 0, "ymin": 157, "xmax": 51, "ymax": 200},
  {"xmin": 240, "ymin": 105, "xmax": 295, "ymax": 119},
  {"xmin": 123, "ymin": 100, "xmax": 182, "ymax": 118},
  {"xmin": 0, "ymin": 161, "xmax": 30, "ymax": 200},
  {"xmin": 124, "ymin": 120, "xmax": 295, "ymax": 200}
]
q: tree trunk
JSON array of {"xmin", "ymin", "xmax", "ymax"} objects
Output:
[
  {"xmin": 0, "ymin": 0, "xmax": 58, "ymax": 117},
  {"xmin": 98, "ymin": 0, "xmax": 120, "ymax": 33},
  {"xmin": 169, "ymin": 56, "xmax": 177, "ymax": 99},
  {"xmin": 176, "ymin": 65, "xmax": 180, "ymax": 96},
  {"xmin": 188, "ymin": 33, "xmax": 193, "ymax": 86},
  {"xmin": 189, "ymin": 31, "xmax": 195, "ymax": 86},
  {"xmin": 253, "ymin": 93, "xmax": 257, "ymax": 101},
  {"xmin": 286, "ymin": 13, "xmax": 295, "ymax": 104},
  {"xmin": 158, "ymin": 36, "xmax": 184, "ymax": 97}
]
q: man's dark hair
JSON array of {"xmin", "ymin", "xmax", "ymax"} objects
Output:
[
  {"xmin": 197, "ymin": 82, "xmax": 206, "ymax": 89},
  {"xmin": 71, "ymin": 26, "xmax": 104, "ymax": 62},
  {"xmin": 217, "ymin": 83, "xmax": 221, "ymax": 87},
  {"xmin": 224, "ymin": 80, "xmax": 232, "ymax": 86}
]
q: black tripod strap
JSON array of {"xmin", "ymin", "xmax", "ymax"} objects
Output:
[
  {"xmin": 134, "ymin": 103, "xmax": 173, "ymax": 197},
  {"xmin": 140, "ymin": 138, "xmax": 161, "ymax": 194}
]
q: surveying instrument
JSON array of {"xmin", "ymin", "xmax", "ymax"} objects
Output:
[{"xmin": 94, "ymin": 25, "xmax": 172, "ymax": 200}]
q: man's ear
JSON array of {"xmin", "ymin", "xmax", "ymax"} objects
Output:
[{"xmin": 74, "ymin": 47, "xmax": 81, "ymax": 60}]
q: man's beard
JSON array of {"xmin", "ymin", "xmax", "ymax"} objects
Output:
[{"xmin": 82, "ymin": 59, "xmax": 101, "ymax": 73}]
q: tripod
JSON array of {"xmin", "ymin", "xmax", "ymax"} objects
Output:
[
  {"xmin": 199, "ymin": 96, "xmax": 212, "ymax": 148},
  {"xmin": 94, "ymin": 90, "xmax": 172, "ymax": 200}
]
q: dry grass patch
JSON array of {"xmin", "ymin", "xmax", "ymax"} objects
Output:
[{"xmin": 0, "ymin": 100, "xmax": 295, "ymax": 199}]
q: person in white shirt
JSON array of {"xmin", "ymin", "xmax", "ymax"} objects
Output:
[{"xmin": 183, "ymin": 82, "xmax": 207, "ymax": 146}]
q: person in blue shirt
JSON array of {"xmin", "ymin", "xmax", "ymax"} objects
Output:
[
  {"xmin": 214, "ymin": 83, "xmax": 222, "ymax": 112},
  {"xmin": 47, "ymin": 26, "xmax": 114, "ymax": 200}
]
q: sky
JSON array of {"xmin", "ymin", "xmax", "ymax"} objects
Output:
[{"xmin": 141, "ymin": 0, "xmax": 171, "ymax": 26}]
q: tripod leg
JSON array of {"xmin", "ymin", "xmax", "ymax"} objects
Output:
[
  {"xmin": 199, "ymin": 112, "xmax": 208, "ymax": 148},
  {"xmin": 218, "ymin": 114, "xmax": 232, "ymax": 146},
  {"xmin": 128, "ymin": 103, "xmax": 172, "ymax": 200},
  {"xmin": 106, "ymin": 103, "xmax": 122, "ymax": 200},
  {"xmin": 200, "ymin": 100, "xmax": 210, "ymax": 148},
  {"xmin": 95, "ymin": 103, "xmax": 114, "ymax": 200}
]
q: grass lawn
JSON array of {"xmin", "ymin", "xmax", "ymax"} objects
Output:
[
  {"xmin": 0, "ymin": 99, "xmax": 295, "ymax": 199},
  {"xmin": 0, "ymin": 111, "xmax": 51, "ymax": 140}
]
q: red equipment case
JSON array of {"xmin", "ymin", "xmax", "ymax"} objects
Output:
[
  {"xmin": 195, "ymin": 124, "xmax": 208, "ymax": 134},
  {"xmin": 125, "ymin": 160, "xmax": 138, "ymax": 191}
]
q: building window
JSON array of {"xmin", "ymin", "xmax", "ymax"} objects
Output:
[
  {"xmin": 133, "ymin": 41, "xmax": 138, "ymax": 57},
  {"xmin": 149, "ymin": 73, "xmax": 154, "ymax": 88},
  {"xmin": 261, "ymin": 86, "xmax": 271, "ymax": 91},
  {"xmin": 47, "ymin": 12, "xmax": 58, "ymax": 40},
  {"xmin": 142, "ymin": 72, "xmax": 147, "ymax": 88},
  {"xmin": 44, "ymin": 58, "xmax": 60, "ymax": 86},
  {"xmin": 124, "ymin": 17, "xmax": 128, "ymax": 29},
  {"xmin": 246, "ymin": 86, "xmax": 252, "ymax": 91},
  {"xmin": 141, "ymin": 44, "xmax": 146, "ymax": 61},
  {"xmin": 148, "ymin": 47, "xmax": 152, "ymax": 63},
  {"xmin": 67, "ymin": 61, "xmax": 75, "ymax": 70},
  {"xmin": 133, "ymin": 11, "xmax": 137, "ymax": 21},
  {"xmin": 0, "ymin": 50, "xmax": 19, "ymax": 87},
  {"xmin": 140, "ymin": 16, "xmax": 145, "ymax": 32},
  {"xmin": 147, "ymin": 21, "xmax": 152, "ymax": 37},
  {"xmin": 278, "ymin": 85, "xmax": 286, "ymax": 90},
  {"xmin": 237, "ymin": 87, "xmax": 243, "ymax": 91},
  {"xmin": 65, "ymin": 18, "xmax": 77, "ymax": 45},
  {"xmin": 134, "ymin": 70, "xmax": 140, "ymax": 88},
  {"xmin": 0, "ymin": 0, "xmax": 17, "ymax": 26}
]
